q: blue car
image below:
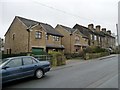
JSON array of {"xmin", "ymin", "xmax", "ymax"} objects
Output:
[{"xmin": 0, "ymin": 56, "xmax": 51, "ymax": 84}]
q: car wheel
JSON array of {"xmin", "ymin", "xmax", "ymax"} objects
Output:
[{"xmin": 35, "ymin": 69, "xmax": 44, "ymax": 79}]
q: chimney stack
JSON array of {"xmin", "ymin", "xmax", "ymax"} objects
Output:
[
  {"xmin": 96, "ymin": 25, "xmax": 101, "ymax": 32},
  {"xmin": 88, "ymin": 24, "xmax": 94, "ymax": 30},
  {"xmin": 107, "ymin": 30, "xmax": 111, "ymax": 35},
  {"xmin": 102, "ymin": 28, "xmax": 106, "ymax": 32}
]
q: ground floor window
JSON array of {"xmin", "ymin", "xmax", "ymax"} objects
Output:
[{"xmin": 7, "ymin": 48, "xmax": 11, "ymax": 54}]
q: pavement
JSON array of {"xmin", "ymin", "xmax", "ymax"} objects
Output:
[{"xmin": 51, "ymin": 54, "xmax": 117, "ymax": 71}]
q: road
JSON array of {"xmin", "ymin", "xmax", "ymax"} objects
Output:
[{"xmin": 3, "ymin": 55, "xmax": 118, "ymax": 88}]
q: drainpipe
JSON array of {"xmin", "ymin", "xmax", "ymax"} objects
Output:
[{"xmin": 26, "ymin": 26, "xmax": 33, "ymax": 55}]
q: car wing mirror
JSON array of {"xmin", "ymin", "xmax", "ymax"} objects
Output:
[{"xmin": 2, "ymin": 66, "xmax": 9, "ymax": 69}]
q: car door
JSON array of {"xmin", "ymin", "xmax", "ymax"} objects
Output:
[
  {"xmin": 22, "ymin": 57, "xmax": 38, "ymax": 77},
  {"xmin": 2, "ymin": 58, "xmax": 23, "ymax": 83}
]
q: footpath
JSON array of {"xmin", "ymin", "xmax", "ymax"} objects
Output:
[{"xmin": 51, "ymin": 54, "xmax": 117, "ymax": 71}]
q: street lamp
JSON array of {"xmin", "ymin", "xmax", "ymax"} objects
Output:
[{"xmin": 26, "ymin": 25, "xmax": 33, "ymax": 55}]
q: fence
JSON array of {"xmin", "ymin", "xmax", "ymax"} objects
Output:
[{"xmin": 33, "ymin": 55, "xmax": 53, "ymax": 61}]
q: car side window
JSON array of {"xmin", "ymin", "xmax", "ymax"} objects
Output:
[
  {"xmin": 23, "ymin": 57, "xmax": 37, "ymax": 65},
  {"xmin": 5, "ymin": 58, "xmax": 22, "ymax": 68}
]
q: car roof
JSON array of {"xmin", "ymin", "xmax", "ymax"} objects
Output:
[{"xmin": 5, "ymin": 56, "xmax": 33, "ymax": 60}]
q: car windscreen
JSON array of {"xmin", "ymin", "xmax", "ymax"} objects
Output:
[{"xmin": 0, "ymin": 59, "xmax": 9, "ymax": 65}]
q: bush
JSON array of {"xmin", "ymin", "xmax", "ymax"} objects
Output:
[
  {"xmin": 83, "ymin": 46, "xmax": 107, "ymax": 53},
  {"xmin": 84, "ymin": 52, "xmax": 110, "ymax": 60},
  {"xmin": 48, "ymin": 51, "xmax": 66, "ymax": 66},
  {"xmin": 65, "ymin": 52, "xmax": 85, "ymax": 59}
]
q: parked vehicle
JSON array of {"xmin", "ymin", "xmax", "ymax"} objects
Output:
[
  {"xmin": 106, "ymin": 48, "xmax": 113, "ymax": 54},
  {"xmin": 0, "ymin": 56, "xmax": 51, "ymax": 83}
]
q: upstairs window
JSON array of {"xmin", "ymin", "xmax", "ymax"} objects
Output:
[
  {"xmin": 94, "ymin": 35, "xmax": 97, "ymax": 40},
  {"xmin": 75, "ymin": 35, "xmax": 80, "ymax": 43},
  {"xmin": 99, "ymin": 37, "xmax": 101, "ymax": 42},
  {"xmin": 35, "ymin": 31, "xmax": 42, "ymax": 39},
  {"xmin": 56, "ymin": 37, "xmax": 60, "ymax": 41},
  {"xmin": 75, "ymin": 35, "xmax": 80, "ymax": 41},
  {"xmin": 46, "ymin": 34, "xmax": 49, "ymax": 40},
  {"xmin": 12, "ymin": 34, "xmax": 15, "ymax": 40},
  {"xmin": 90, "ymin": 34, "xmax": 93, "ymax": 40},
  {"xmin": 53, "ymin": 36, "xmax": 60, "ymax": 41}
]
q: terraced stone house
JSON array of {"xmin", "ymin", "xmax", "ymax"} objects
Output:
[{"xmin": 73, "ymin": 24, "xmax": 116, "ymax": 50}]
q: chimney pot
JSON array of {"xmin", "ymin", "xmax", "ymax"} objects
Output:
[
  {"xmin": 88, "ymin": 24, "xmax": 94, "ymax": 30},
  {"xmin": 107, "ymin": 30, "xmax": 111, "ymax": 35},
  {"xmin": 102, "ymin": 28, "xmax": 106, "ymax": 32},
  {"xmin": 96, "ymin": 25, "xmax": 101, "ymax": 31}
]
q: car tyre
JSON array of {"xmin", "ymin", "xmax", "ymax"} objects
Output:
[{"xmin": 35, "ymin": 69, "xmax": 44, "ymax": 79}]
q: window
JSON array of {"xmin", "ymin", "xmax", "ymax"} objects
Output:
[
  {"xmin": 5, "ymin": 58, "xmax": 22, "ymax": 68},
  {"xmin": 94, "ymin": 35, "xmax": 97, "ymax": 40},
  {"xmin": 35, "ymin": 31, "xmax": 42, "ymax": 39},
  {"xmin": 99, "ymin": 37, "xmax": 101, "ymax": 42},
  {"xmin": 12, "ymin": 34, "xmax": 15, "ymax": 40},
  {"xmin": 46, "ymin": 34, "xmax": 49, "ymax": 40},
  {"xmin": 90, "ymin": 34, "xmax": 93, "ymax": 40},
  {"xmin": 53, "ymin": 36, "xmax": 60, "ymax": 41},
  {"xmin": 23, "ymin": 57, "xmax": 37, "ymax": 65},
  {"xmin": 75, "ymin": 35, "xmax": 80, "ymax": 43},
  {"xmin": 75, "ymin": 36, "xmax": 80, "ymax": 41},
  {"xmin": 56, "ymin": 37, "xmax": 59, "ymax": 41},
  {"xmin": 83, "ymin": 38, "xmax": 87, "ymax": 41}
]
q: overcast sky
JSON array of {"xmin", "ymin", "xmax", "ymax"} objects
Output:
[{"xmin": 0, "ymin": 0, "xmax": 119, "ymax": 39}]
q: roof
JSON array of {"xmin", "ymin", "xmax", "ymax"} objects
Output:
[
  {"xmin": 73, "ymin": 24, "xmax": 92, "ymax": 37},
  {"xmin": 92, "ymin": 29, "xmax": 105, "ymax": 37},
  {"xmin": 46, "ymin": 44, "xmax": 65, "ymax": 49},
  {"xmin": 73, "ymin": 24, "xmax": 105, "ymax": 37},
  {"xmin": 59, "ymin": 24, "xmax": 88, "ymax": 38},
  {"xmin": 59, "ymin": 25, "xmax": 76, "ymax": 33},
  {"xmin": 101, "ymin": 31, "xmax": 115, "ymax": 38},
  {"xmin": 17, "ymin": 16, "xmax": 63, "ymax": 37}
]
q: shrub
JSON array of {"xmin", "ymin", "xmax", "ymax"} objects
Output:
[
  {"xmin": 48, "ymin": 51, "xmax": 66, "ymax": 66},
  {"xmin": 83, "ymin": 46, "xmax": 107, "ymax": 53}
]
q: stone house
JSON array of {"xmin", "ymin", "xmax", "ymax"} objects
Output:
[
  {"xmin": 73, "ymin": 24, "xmax": 116, "ymax": 49},
  {"xmin": 101, "ymin": 28, "xmax": 116, "ymax": 49},
  {"xmin": 87, "ymin": 24, "xmax": 105, "ymax": 47},
  {"xmin": 55, "ymin": 24, "xmax": 89, "ymax": 54},
  {"xmin": 4, "ymin": 16, "xmax": 64, "ymax": 54},
  {"xmin": 73, "ymin": 24, "xmax": 104, "ymax": 47}
]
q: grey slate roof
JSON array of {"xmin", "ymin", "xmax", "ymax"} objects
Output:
[
  {"xmin": 17, "ymin": 16, "xmax": 63, "ymax": 37},
  {"xmin": 73, "ymin": 24, "xmax": 105, "ymax": 37},
  {"xmin": 59, "ymin": 25, "xmax": 76, "ymax": 33},
  {"xmin": 46, "ymin": 44, "xmax": 64, "ymax": 49},
  {"xmin": 60, "ymin": 24, "xmax": 88, "ymax": 39},
  {"xmin": 73, "ymin": 24, "xmax": 91, "ymax": 37}
]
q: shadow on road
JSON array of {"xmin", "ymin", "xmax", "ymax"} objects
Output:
[{"xmin": 2, "ymin": 76, "xmax": 49, "ymax": 88}]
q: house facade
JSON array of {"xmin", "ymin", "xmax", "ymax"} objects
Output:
[
  {"xmin": 88, "ymin": 24, "xmax": 105, "ymax": 47},
  {"xmin": 101, "ymin": 28, "xmax": 116, "ymax": 49},
  {"xmin": 4, "ymin": 16, "xmax": 64, "ymax": 54},
  {"xmin": 73, "ymin": 24, "xmax": 116, "ymax": 49},
  {"xmin": 73, "ymin": 24, "xmax": 102, "ymax": 47},
  {"xmin": 55, "ymin": 24, "xmax": 89, "ymax": 54}
]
